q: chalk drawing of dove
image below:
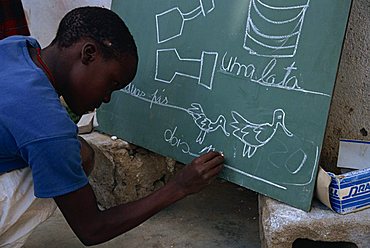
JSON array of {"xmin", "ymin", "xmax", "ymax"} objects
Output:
[
  {"xmin": 230, "ymin": 109, "xmax": 293, "ymax": 158},
  {"xmin": 187, "ymin": 103, "xmax": 230, "ymax": 144}
]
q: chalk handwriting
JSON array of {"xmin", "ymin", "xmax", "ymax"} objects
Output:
[
  {"xmin": 164, "ymin": 126, "xmax": 191, "ymax": 154},
  {"xmin": 220, "ymin": 52, "xmax": 330, "ymax": 96},
  {"xmin": 199, "ymin": 144, "xmax": 216, "ymax": 153},
  {"xmin": 121, "ymin": 83, "xmax": 146, "ymax": 98},
  {"xmin": 150, "ymin": 89, "xmax": 169, "ymax": 109}
]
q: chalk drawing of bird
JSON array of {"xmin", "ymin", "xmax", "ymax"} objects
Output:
[
  {"xmin": 187, "ymin": 103, "xmax": 230, "ymax": 144},
  {"xmin": 230, "ymin": 109, "xmax": 293, "ymax": 158}
]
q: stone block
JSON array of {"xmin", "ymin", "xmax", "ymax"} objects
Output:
[
  {"xmin": 259, "ymin": 195, "xmax": 370, "ymax": 248},
  {"xmin": 81, "ymin": 132, "xmax": 177, "ymax": 209}
]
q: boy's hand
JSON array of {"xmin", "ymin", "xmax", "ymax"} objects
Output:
[{"xmin": 171, "ymin": 151, "xmax": 224, "ymax": 196}]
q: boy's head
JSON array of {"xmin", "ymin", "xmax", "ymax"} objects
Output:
[
  {"xmin": 51, "ymin": 6, "xmax": 137, "ymax": 61},
  {"xmin": 50, "ymin": 7, "xmax": 138, "ymax": 115}
]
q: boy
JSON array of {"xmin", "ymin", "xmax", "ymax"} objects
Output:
[{"xmin": 0, "ymin": 6, "xmax": 224, "ymax": 247}]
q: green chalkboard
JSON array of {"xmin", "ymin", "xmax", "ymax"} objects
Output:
[{"xmin": 98, "ymin": 0, "xmax": 352, "ymax": 211}]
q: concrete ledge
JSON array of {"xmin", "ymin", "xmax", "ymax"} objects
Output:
[
  {"xmin": 259, "ymin": 195, "xmax": 370, "ymax": 248},
  {"xmin": 81, "ymin": 132, "xmax": 177, "ymax": 209}
]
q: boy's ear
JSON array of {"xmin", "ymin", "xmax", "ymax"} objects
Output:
[{"xmin": 81, "ymin": 42, "xmax": 97, "ymax": 65}]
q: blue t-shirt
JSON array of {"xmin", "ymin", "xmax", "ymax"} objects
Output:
[{"xmin": 0, "ymin": 36, "xmax": 88, "ymax": 198}]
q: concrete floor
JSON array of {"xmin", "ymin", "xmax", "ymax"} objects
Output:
[{"xmin": 24, "ymin": 179, "xmax": 260, "ymax": 248}]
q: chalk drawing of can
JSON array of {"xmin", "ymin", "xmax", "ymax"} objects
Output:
[{"xmin": 243, "ymin": 0, "xmax": 310, "ymax": 58}]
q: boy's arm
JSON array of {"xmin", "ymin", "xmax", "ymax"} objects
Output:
[
  {"xmin": 78, "ymin": 136, "xmax": 95, "ymax": 176},
  {"xmin": 54, "ymin": 151, "xmax": 224, "ymax": 246}
]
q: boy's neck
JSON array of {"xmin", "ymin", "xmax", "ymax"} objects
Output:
[{"xmin": 28, "ymin": 45, "xmax": 61, "ymax": 95}]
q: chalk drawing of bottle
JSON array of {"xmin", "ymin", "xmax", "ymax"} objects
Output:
[
  {"xmin": 155, "ymin": 48, "xmax": 218, "ymax": 90},
  {"xmin": 243, "ymin": 0, "xmax": 310, "ymax": 58},
  {"xmin": 156, "ymin": 0, "xmax": 215, "ymax": 44}
]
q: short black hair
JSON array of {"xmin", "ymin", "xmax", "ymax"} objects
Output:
[{"xmin": 51, "ymin": 6, "xmax": 137, "ymax": 60}]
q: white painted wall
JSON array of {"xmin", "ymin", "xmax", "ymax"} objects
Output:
[{"xmin": 22, "ymin": 0, "xmax": 112, "ymax": 48}]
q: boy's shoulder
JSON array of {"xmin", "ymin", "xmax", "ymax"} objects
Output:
[
  {"xmin": 0, "ymin": 35, "xmax": 25, "ymax": 44},
  {"xmin": 0, "ymin": 35, "xmax": 39, "ymax": 47}
]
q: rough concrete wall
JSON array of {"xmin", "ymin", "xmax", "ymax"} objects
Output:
[
  {"xmin": 320, "ymin": 0, "xmax": 370, "ymax": 172},
  {"xmin": 259, "ymin": 195, "xmax": 370, "ymax": 248},
  {"xmin": 82, "ymin": 132, "xmax": 177, "ymax": 209}
]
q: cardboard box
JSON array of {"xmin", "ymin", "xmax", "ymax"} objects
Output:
[
  {"xmin": 316, "ymin": 139, "xmax": 370, "ymax": 214},
  {"xmin": 316, "ymin": 166, "xmax": 370, "ymax": 214}
]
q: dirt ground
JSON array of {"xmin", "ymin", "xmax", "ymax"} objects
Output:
[{"xmin": 25, "ymin": 179, "xmax": 260, "ymax": 248}]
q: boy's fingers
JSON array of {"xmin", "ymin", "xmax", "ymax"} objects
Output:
[
  {"xmin": 203, "ymin": 163, "xmax": 224, "ymax": 180},
  {"xmin": 197, "ymin": 155, "xmax": 224, "ymax": 177},
  {"xmin": 194, "ymin": 151, "xmax": 223, "ymax": 164},
  {"xmin": 203, "ymin": 155, "xmax": 224, "ymax": 169}
]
